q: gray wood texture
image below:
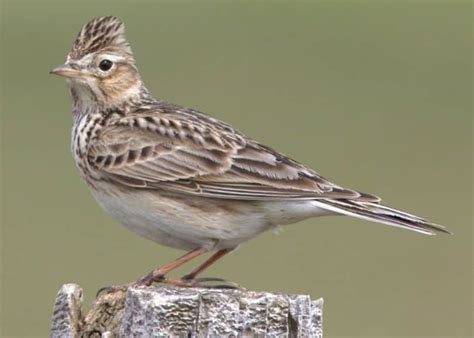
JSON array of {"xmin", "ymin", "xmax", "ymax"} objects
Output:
[{"xmin": 50, "ymin": 284, "xmax": 323, "ymax": 337}]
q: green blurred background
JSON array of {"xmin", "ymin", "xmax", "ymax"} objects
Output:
[{"xmin": 1, "ymin": 0, "xmax": 472, "ymax": 337}]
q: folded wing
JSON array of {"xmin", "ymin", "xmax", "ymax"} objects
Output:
[
  {"xmin": 88, "ymin": 107, "xmax": 369, "ymax": 201},
  {"xmin": 87, "ymin": 105, "xmax": 450, "ymax": 235}
]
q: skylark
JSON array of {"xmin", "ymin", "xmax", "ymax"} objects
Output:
[{"xmin": 51, "ymin": 16, "xmax": 451, "ymax": 289}]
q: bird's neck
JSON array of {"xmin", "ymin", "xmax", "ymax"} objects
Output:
[{"xmin": 70, "ymin": 81, "xmax": 154, "ymax": 116}]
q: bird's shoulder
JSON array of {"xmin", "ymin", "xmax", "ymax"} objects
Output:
[{"xmin": 100, "ymin": 100, "xmax": 247, "ymax": 149}]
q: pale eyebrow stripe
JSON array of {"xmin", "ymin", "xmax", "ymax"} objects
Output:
[
  {"xmin": 72, "ymin": 53, "xmax": 126, "ymax": 67},
  {"xmin": 97, "ymin": 54, "xmax": 126, "ymax": 63}
]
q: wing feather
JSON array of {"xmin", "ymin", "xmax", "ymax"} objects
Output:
[{"xmin": 87, "ymin": 106, "xmax": 373, "ymax": 201}]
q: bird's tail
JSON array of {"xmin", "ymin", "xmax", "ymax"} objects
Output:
[{"xmin": 313, "ymin": 198, "xmax": 451, "ymax": 235}]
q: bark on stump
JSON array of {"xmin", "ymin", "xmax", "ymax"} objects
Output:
[{"xmin": 50, "ymin": 283, "xmax": 323, "ymax": 337}]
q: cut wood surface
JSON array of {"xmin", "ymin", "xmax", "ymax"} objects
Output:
[{"xmin": 50, "ymin": 284, "xmax": 323, "ymax": 337}]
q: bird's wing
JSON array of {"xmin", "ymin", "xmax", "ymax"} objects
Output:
[
  {"xmin": 88, "ymin": 107, "xmax": 376, "ymax": 201},
  {"xmin": 88, "ymin": 106, "xmax": 451, "ymax": 235}
]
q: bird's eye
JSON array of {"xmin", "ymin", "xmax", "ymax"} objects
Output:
[{"xmin": 99, "ymin": 59, "xmax": 113, "ymax": 71}]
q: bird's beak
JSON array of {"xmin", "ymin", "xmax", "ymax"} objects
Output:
[{"xmin": 49, "ymin": 63, "xmax": 83, "ymax": 78}]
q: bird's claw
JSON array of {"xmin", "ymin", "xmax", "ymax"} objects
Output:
[
  {"xmin": 96, "ymin": 284, "xmax": 131, "ymax": 298},
  {"xmin": 96, "ymin": 274, "xmax": 241, "ymax": 298},
  {"xmin": 95, "ymin": 272, "xmax": 165, "ymax": 298},
  {"xmin": 163, "ymin": 276, "xmax": 242, "ymax": 289}
]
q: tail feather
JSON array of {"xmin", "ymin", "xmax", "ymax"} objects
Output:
[{"xmin": 313, "ymin": 199, "xmax": 451, "ymax": 235}]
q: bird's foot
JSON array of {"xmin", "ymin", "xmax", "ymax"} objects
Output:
[
  {"xmin": 96, "ymin": 271, "xmax": 166, "ymax": 297},
  {"xmin": 96, "ymin": 273, "xmax": 241, "ymax": 297},
  {"xmin": 96, "ymin": 283, "xmax": 132, "ymax": 297},
  {"xmin": 162, "ymin": 276, "xmax": 243, "ymax": 289}
]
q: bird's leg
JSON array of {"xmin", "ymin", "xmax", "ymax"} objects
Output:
[
  {"xmin": 181, "ymin": 248, "xmax": 231, "ymax": 280},
  {"xmin": 97, "ymin": 247, "xmax": 208, "ymax": 296},
  {"xmin": 135, "ymin": 247, "xmax": 208, "ymax": 285},
  {"xmin": 161, "ymin": 248, "xmax": 241, "ymax": 289}
]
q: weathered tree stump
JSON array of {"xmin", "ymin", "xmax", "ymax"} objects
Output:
[{"xmin": 50, "ymin": 284, "xmax": 323, "ymax": 337}]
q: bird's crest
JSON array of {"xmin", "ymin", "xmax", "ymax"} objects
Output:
[{"xmin": 68, "ymin": 16, "xmax": 132, "ymax": 59}]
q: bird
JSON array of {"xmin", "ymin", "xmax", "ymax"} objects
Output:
[{"xmin": 50, "ymin": 16, "xmax": 451, "ymax": 290}]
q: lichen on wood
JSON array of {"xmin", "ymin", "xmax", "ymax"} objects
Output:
[{"xmin": 50, "ymin": 284, "xmax": 323, "ymax": 337}]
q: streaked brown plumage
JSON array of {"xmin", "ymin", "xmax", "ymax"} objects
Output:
[{"xmin": 51, "ymin": 16, "xmax": 451, "ymax": 290}]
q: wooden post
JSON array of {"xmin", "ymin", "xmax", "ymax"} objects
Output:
[{"xmin": 50, "ymin": 284, "xmax": 323, "ymax": 337}]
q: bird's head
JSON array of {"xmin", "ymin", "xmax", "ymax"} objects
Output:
[{"xmin": 51, "ymin": 16, "xmax": 145, "ymax": 112}]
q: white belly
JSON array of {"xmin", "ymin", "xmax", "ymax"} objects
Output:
[{"xmin": 90, "ymin": 183, "xmax": 331, "ymax": 251}]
